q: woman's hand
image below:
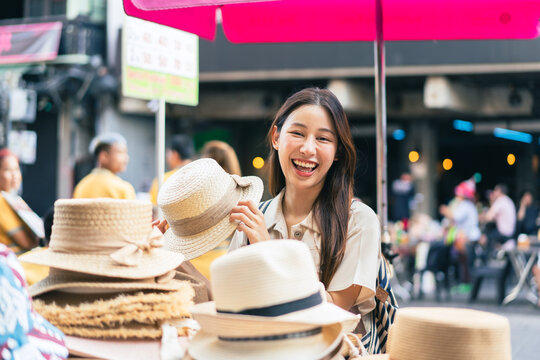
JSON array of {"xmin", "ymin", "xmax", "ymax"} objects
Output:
[
  {"xmin": 152, "ymin": 219, "xmax": 169, "ymax": 234},
  {"xmin": 229, "ymin": 200, "xmax": 270, "ymax": 244}
]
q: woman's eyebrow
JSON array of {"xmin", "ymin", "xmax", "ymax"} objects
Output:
[{"xmin": 290, "ymin": 122, "xmax": 335, "ymax": 136}]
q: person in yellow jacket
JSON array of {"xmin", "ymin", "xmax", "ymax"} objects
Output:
[
  {"xmin": 0, "ymin": 148, "xmax": 47, "ymax": 285},
  {"xmin": 73, "ymin": 133, "xmax": 136, "ymax": 199},
  {"xmin": 149, "ymin": 134, "xmax": 195, "ymax": 206}
]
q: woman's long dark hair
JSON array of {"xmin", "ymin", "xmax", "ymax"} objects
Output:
[{"xmin": 267, "ymin": 88, "xmax": 356, "ymax": 287}]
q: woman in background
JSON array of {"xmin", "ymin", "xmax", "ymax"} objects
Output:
[
  {"xmin": 0, "ymin": 148, "xmax": 38, "ymax": 253},
  {"xmin": 0, "ymin": 148, "xmax": 47, "ymax": 284},
  {"xmin": 190, "ymin": 140, "xmax": 243, "ymax": 279},
  {"xmin": 201, "ymin": 140, "xmax": 242, "ymax": 176}
]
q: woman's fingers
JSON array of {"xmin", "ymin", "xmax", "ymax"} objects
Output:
[
  {"xmin": 229, "ymin": 212, "xmax": 256, "ymax": 229},
  {"xmin": 153, "ymin": 219, "xmax": 169, "ymax": 234}
]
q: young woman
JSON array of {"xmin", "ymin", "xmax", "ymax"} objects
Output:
[{"xmin": 229, "ymin": 87, "xmax": 381, "ymax": 335}]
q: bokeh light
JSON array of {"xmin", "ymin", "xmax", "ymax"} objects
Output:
[
  {"xmin": 408, "ymin": 151, "xmax": 419, "ymax": 163},
  {"xmin": 507, "ymin": 153, "xmax": 516, "ymax": 166},
  {"xmin": 442, "ymin": 158, "xmax": 453, "ymax": 171},
  {"xmin": 252, "ymin": 156, "xmax": 265, "ymax": 169}
]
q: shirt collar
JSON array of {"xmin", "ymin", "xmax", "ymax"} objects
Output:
[{"xmin": 265, "ymin": 188, "xmax": 320, "ymax": 237}]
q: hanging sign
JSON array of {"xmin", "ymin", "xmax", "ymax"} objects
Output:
[
  {"xmin": 0, "ymin": 22, "xmax": 62, "ymax": 64},
  {"xmin": 122, "ymin": 16, "xmax": 199, "ymax": 106}
]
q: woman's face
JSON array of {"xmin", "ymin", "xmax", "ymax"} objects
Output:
[
  {"xmin": 272, "ymin": 104, "xmax": 338, "ymax": 194},
  {"xmin": 0, "ymin": 155, "xmax": 22, "ymax": 192}
]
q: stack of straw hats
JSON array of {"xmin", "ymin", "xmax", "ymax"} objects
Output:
[
  {"xmin": 188, "ymin": 240, "xmax": 360, "ymax": 360},
  {"xmin": 362, "ymin": 307, "xmax": 511, "ymax": 360},
  {"xmin": 20, "ymin": 198, "xmax": 194, "ymax": 342}
]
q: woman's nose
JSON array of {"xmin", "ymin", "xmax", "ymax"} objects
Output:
[{"xmin": 300, "ymin": 136, "xmax": 316, "ymax": 155}]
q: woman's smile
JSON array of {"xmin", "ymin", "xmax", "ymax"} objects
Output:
[{"xmin": 292, "ymin": 158, "xmax": 318, "ymax": 176}]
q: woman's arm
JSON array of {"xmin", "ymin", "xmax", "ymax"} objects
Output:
[
  {"xmin": 326, "ymin": 284, "xmax": 361, "ymax": 310},
  {"xmin": 10, "ymin": 228, "xmax": 38, "ymax": 250}
]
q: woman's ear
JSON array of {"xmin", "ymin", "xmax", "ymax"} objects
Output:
[{"xmin": 271, "ymin": 125, "xmax": 280, "ymax": 150}]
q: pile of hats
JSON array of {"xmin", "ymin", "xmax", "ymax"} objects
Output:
[
  {"xmin": 20, "ymin": 198, "xmax": 193, "ymax": 341},
  {"xmin": 187, "ymin": 240, "xmax": 360, "ymax": 360}
]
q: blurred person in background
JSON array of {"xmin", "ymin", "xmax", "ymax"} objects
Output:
[
  {"xmin": 73, "ymin": 132, "xmax": 135, "ymax": 199},
  {"xmin": 201, "ymin": 140, "xmax": 241, "ymax": 176},
  {"xmin": 390, "ymin": 172, "xmax": 415, "ymax": 230},
  {"xmin": 515, "ymin": 190, "xmax": 539, "ymax": 236},
  {"xmin": 480, "ymin": 184, "xmax": 516, "ymax": 249},
  {"xmin": 0, "ymin": 148, "xmax": 48, "ymax": 284},
  {"xmin": 439, "ymin": 178, "xmax": 480, "ymax": 285},
  {"xmin": 190, "ymin": 140, "xmax": 242, "ymax": 279},
  {"xmin": 149, "ymin": 134, "xmax": 195, "ymax": 206},
  {"xmin": 0, "ymin": 149, "xmax": 38, "ymax": 253}
]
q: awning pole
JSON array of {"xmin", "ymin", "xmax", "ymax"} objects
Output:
[
  {"xmin": 156, "ymin": 98, "xmax": 166, "ymax": 217},
  {"xmin": 374, "ymin": 0, "xmax": 389, "ymax": 242}
]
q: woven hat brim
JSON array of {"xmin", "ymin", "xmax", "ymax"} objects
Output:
[
  {"xmin": 188, "ymin": 323, "xmax": 343, "ymax": 360},
  {"xmin": 190, "ymin": 300, "xmax": 359, "ymax": 337},
  {"xmin": 29, "ymin": 276, "xmax": 187, "ymax": 297},
  {"xmin": 65, "ymin": 336, "xmax": 168, "ymax": 360},
  {"xmin": 163, "ymin": 176, "xmax": 263, "ymax": 260},
  {"xmin": 19, "ymin": 248, "xmax": 184, "ymax": 279}
]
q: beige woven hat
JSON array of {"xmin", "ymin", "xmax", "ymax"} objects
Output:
[
  {"xmin": 158, "ymin": 158, "xmax": 263, "ymax": 260},
  {"xmin": 188, "ymin": 240, "xmax": 359, "ymax": 360},
  {"xmin": 20, "ymin": 198, "xmax": 184, "ymax": 279},
  {"xmin": 28, "ymin": 268, "xmax": 186, "ymax": 297},
  {"xmin": 362, "ymin": 307, "xmax": 511, "ymax": 360}
]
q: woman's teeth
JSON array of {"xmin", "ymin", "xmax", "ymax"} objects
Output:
[{"xmin": 292, "ymin": 159, "xmax": 317, "ymax": 172}]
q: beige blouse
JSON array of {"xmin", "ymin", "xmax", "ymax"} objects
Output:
[{"xmin": 229, "ymin": 188, "xmax": 381, "ymax": 318}]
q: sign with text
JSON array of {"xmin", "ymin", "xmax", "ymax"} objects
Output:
[
  {"xmin": 122, "ymin": 16, "xmax": 199, "ymax": 106},
  {"xmin": 0, "ymin": 22, "xmax": 62, "ymax": 64}
]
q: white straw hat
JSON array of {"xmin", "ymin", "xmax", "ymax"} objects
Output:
[
  {"xmin": 189, "ymin": 323, "xmax": 344, "ymax": 360},
  {"xmin": 190, "ymin": 240, "xmax": 360, "ymax": 359},
  {"xmin": 158, "ymin": 158, "xmax": 263, "ymax": 260},
  {"xmin": 20, "ymin": 198, "xmax": 184, "ymax": 279},
  {"xmin": 362, "ymin": 307, "xmax": 511, "ymax": 360}
]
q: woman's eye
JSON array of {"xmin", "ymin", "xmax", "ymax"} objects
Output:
[
  {"xmin": 290, "ymin": 131, "xmax": 303, "ymax": 136},
  {"xmin": 318, "ymin": 137, "xmax": 331, "ymax": 142}
]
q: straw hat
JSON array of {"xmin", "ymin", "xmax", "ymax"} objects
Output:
[
  {"xmin": 158, "ymin": 158, "xmax": 263, "ymax": 260},
  {"xmin": 188, "ymin": 240, "xmax": 359, "ymax": 359},
  {"xmin": 28, "ymin": 268, "xmax": 186, "ymax": 297},
  {"xmin": 20, "ymin": 198, "xmax": 184, "ymax": 279},
  {"xmin": 362, "ymin": 307, "xmax": 511, "ymax": 360}
]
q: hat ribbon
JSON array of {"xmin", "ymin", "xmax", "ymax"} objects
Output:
[
  {"xmin": 217, "ymin": 290, "xmax": 322, "ymax": 317},
  {"xmin": 170, "ymin": 175, "xmax": 247, "ymax": 236},
  {"xmin": 109, "ymin": 227, "xmax": 164, "ymax": 267}
]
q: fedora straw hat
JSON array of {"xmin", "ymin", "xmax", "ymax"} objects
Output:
[
  {"xmin": 20, "ymin": 198, "xmax": 184, "ymax": 279},
  {"xmin": 362, "ymin": 307, "xmax": 511, "ymax": 360},
  {"xmin": 190, "ymin": 241, "xmax": 359, "ymax": 341},
  {"xmin": 158, "ymin": 158, "xmax": 263, "ymax": 260},
  {"xmin": 28, "ymin": 268, "xmax": 187, "ymax": 297}
]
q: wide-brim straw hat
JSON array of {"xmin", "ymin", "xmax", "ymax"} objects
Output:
[
  {"xmin": 362, "ymin": 307, "xmax": 511, "ymax": 360},
  {"xmin": 20, "ymin": 198, "xmax": 184, "ymax": 279},
  {"xmin": 191, "ymin": 240, "xmax": 359, "ymax": 337},
  {"xmin": 158, "ymin": 158, "xmax": 263, "ymax": 260},
  {"xmin": 189, "ymin": 323, "xmax": 344, "ymax": 360},
  {"xmin": 29, "ymin": 268, "xmax": 186, "ymax": 297}
]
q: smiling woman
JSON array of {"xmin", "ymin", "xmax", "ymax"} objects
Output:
[{"xmin": 228, "ymin": 87, "xmax": 381, "ymax": 342}]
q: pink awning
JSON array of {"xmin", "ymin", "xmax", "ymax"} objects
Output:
[{"xmin": 124, "ymin": 0, "xmax": 540, "ymax": 42}]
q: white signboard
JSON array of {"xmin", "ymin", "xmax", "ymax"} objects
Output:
[{"xmin": 122, "ymin": 16, "xmax": 199, "ymax": 105}]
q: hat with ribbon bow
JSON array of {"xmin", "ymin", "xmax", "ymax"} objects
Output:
[
  {"xmin": 20, "ymin": 198, "xmax": 184, "ymax": 280},
  {"xmin": 158, "ymin": 158, "xmax": 263, "ymax": 260}
]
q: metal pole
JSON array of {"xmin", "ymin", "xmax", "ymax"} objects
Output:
[
  {"xmin": 156, "ymin": 98, "xmax": 166, "ymax": 217},
  {"xmin": 374, "ymin": 0, "xmax": 389, "ymax": 242}
]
